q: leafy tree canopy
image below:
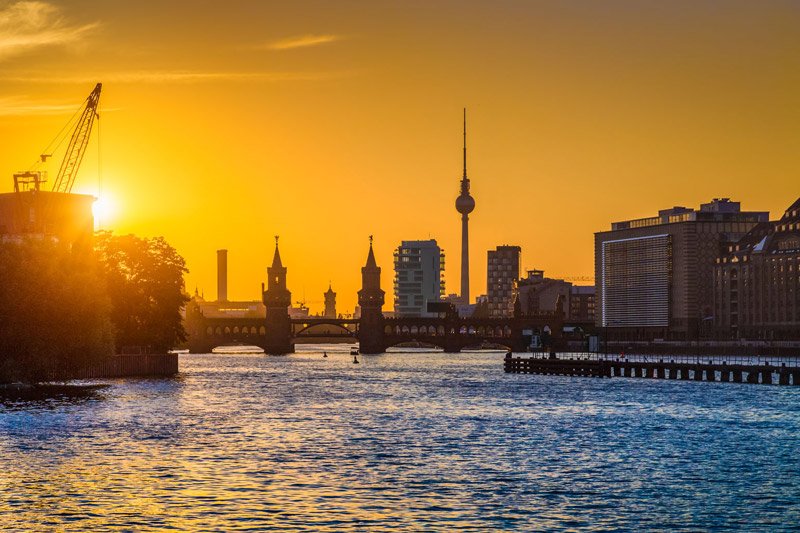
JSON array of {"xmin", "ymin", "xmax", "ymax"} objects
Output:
[{"xmin": 94, "ymin": 232, "xmax": 189, "ymax": 353}]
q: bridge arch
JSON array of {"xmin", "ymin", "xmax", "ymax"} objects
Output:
[
  {"xmin": 293, "ymin": 322, "xmax": 356, "ymax": 337},
  {"xmin": 385, "ymin": 339, "xmax": 447, "ymax": 351}
]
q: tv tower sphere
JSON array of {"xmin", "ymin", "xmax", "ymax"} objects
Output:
[{"xmin": 456, "ymin": 191, "xmax": 475, "ymax": 214}]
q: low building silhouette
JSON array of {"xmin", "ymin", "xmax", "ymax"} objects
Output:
[{"xmin": 516, "ymin": 270, "xmax": 595, "ymax": 326}]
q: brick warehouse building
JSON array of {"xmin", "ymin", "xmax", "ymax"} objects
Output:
[{"xmin": 714, "ymin": 198, "xmax": 800, "ymax": 340}]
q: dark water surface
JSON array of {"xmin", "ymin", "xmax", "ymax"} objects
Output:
[{"xmin": 2, "ymin": 347, "xmax": 799, "ymax": 531}]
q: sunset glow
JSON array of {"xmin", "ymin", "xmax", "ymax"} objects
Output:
[{"xmin": 1, "ymin": 1, "xmax": 798, "ymax": 312}]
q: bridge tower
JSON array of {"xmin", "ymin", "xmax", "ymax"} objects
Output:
[
  {"xmin": 324, "ymin": 283, "xmax": 337, "ymax": 318},
  {"xmin": 262, "ymin": 236, "xmax": 293, "ymax": 354},
  {"xmin": 357, "ymin": 236, "xmax": 386, "ymax": 354}
]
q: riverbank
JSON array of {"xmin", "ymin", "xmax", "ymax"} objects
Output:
[{"xmin": 0, "ymin": 383, "xmax": 107, "ymax": 402}]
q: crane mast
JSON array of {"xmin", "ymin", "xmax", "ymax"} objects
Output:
[{"xmin": 51, "ymin": 83, "xmax": 102, "ymax": 194}]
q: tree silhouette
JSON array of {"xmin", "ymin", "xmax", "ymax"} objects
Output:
[
  {"xmin": 94, "ymin": 232, "xmax": 189, "ymax": 353},
  {"xmin": 0, "ymin": 239, "xmax": 114, "ymax": 383}
]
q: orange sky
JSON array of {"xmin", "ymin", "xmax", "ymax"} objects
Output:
[{"xmin": 1, "ymin": 1, "xmax": 798, "ymax": 314}]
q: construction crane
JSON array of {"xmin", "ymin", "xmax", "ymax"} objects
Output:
[
  {"xmin": 13, "ymin": 83, "xmax": 102, "ymax": 193},
  {"xmin": 51, "ymin": 83, "xmax": 102, "ymax": 193}
]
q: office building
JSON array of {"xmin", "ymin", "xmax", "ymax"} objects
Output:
[{"xmin": 595, "ymin": 198, "xmax": 768, "ymax": 341}]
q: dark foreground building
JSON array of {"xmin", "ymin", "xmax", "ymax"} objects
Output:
[
  {"xmin": 714, "ymin": 198, "xmax": 800, "ymax": 340},
  {"xmin": 595, "ymin": 198, "xmax": 768, "ymax": 342},
  {"xmin": 0, "ymin": 190, "xmax": 94, "ymax": 245}
]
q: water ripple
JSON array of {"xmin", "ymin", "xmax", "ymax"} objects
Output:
[{"xmin": 1, "ymin": 349, "xmax": 800, "ymax": 531}]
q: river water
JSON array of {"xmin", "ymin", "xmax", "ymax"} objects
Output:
[{"xmin": 2, "ymin": 346, "xmax": 799, "ymax": 531}]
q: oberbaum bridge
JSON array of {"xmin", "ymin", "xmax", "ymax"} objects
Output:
[{"xmin": 185, "ymin": 238, "xmax": 564, "ymax": 355}]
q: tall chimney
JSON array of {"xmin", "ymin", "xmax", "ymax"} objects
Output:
[{"xmin": 217, "ymin": 249, "xmax": 228, "ymax": 302}]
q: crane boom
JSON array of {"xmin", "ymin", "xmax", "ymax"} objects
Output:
[{"xmin": 51, "ymin": 83, "xmax": 102, "ymax": 193}]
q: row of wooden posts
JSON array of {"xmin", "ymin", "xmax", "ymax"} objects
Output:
[{"xmin": 504, "ymin": 354, "xmax": 800, "ymax": 385}]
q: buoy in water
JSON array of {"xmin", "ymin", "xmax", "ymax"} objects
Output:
[
  {"xmin": 353, "ymin": 355, "xmax": 359, "ymax": 364},
  {"xmin": 323, "ymin": 351, "xmax": 328, "ymax": 358}
]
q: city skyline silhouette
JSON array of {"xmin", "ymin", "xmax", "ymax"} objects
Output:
[{"xmin": 1, "ymin": 1, "xmax": 797, "ymax": 313}]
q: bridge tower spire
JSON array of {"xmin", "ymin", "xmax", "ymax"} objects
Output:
[
  {"xmin": 357, "ymin": 235, "xmax": 386, "ymax": 354},
  {"xmin": 262, "ymin": 235, "xmax": 293, "ymax": 354},
  {"xmin": 324, "ymin": 282, "xmax": 337, "ymax": 319}
]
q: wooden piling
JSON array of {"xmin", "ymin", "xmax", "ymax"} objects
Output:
[{"xmin": 503, "ymin": 355, "xmax": 799, "ymax": 387}]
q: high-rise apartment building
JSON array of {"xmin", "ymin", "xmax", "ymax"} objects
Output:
[
  {"xmin": 595, "ymin": 198, "xmax": 768, "ymax": 341},
  {"xmin": 393, "ymin": 240, "xmax": 445, "ymax": 317},
  {"xmin": 487, "ymin": 245, "xmax": 521, "ymax": 317},
  {"xmin": 714, "ymin": 198, "xmax": 800, "ymax": 340}
]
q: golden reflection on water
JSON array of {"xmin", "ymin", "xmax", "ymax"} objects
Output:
[{"xmin": 1, "ymin": 348, "xmax": 800, "ymax": 530}]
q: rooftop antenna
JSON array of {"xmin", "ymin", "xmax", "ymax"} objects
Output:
[{"xmin": 463, "ymin": 107, "xmax": 467, "ymax": 180}]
